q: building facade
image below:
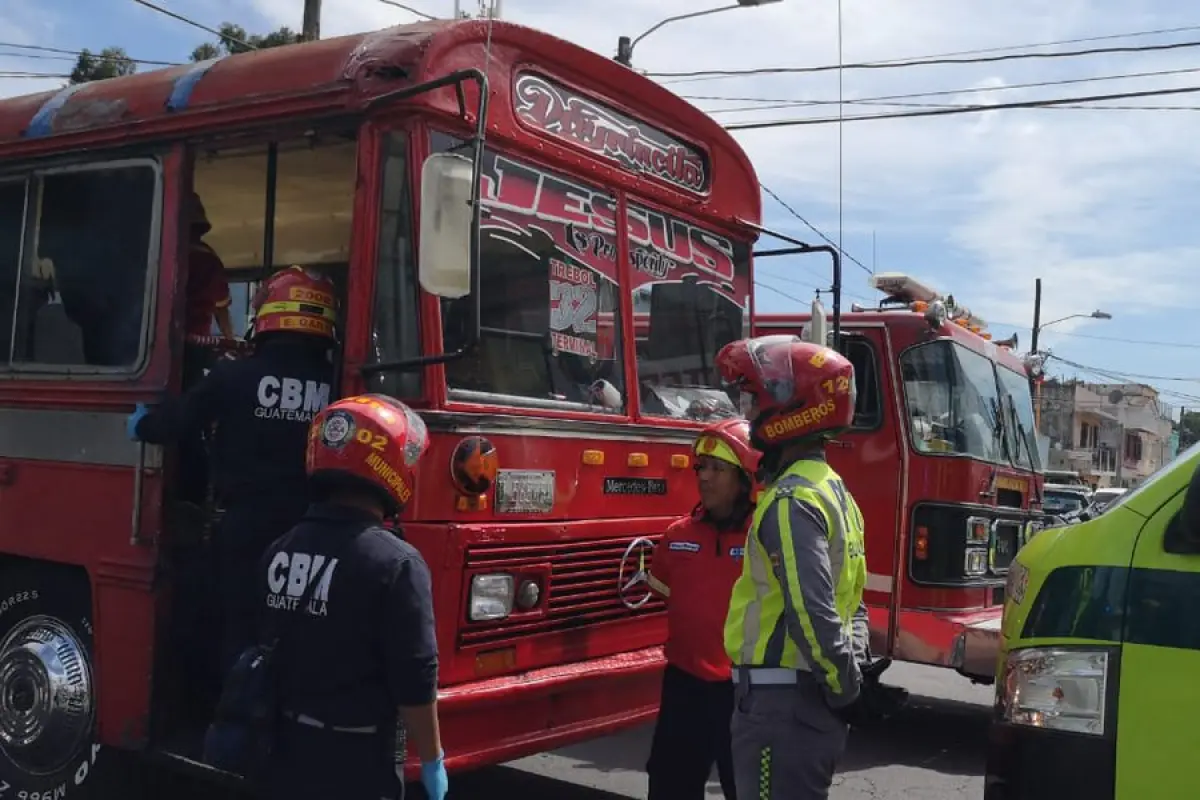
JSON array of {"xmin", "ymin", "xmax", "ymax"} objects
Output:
[{"xmin": 1036, "ymin": 379, "xmax": 1175, "ymax": 489}]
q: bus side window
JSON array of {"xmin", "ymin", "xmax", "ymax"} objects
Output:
[
  {"xmin": 0, "ymin": 180, "xmax": 23, "ymax": 364},
  {"xmin": 9, "ymin": 163, "xmax": 157, "ymax": 370},
  {"xmin": 844, "ymin": 336, "xmax": 882, "ymax": 429}
]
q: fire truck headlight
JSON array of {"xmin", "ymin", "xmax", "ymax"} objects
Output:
[
  {"xmin": 964, "ymin": 548, "xmax": 988, "ymax": 576},
  {"xmin": 999, "ymin": 647, "xmax": 1110, "ymax": 736},
  {"xmin": 469, "ymin": 574, "xmax": 515, "ymax": 621}
]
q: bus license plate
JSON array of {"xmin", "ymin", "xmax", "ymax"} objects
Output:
[{"xmin": 494, "ymin": 470, "xmax": 556, "ymax": 514}]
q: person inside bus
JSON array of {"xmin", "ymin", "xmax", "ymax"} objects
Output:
[
  {"xmin": 187, "ymin": 191, "xmax": 236, "ymax": 349},
  {"xmin": 126, "ymin": 265, "xmax": 338, "ymax": 678},
  {"xmin": 718, "ymin": 335, "xmax": 868, "ymax": 800},
  {"xmin": 644, "ymin": 418, "xmax": 759, "ymax": 800},
  {"xmin": 247, "ymin": 395, "xmax": 446, "ymax": 800}
]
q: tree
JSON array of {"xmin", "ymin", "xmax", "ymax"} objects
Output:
[
  {"xmin": 190, "ymin": 23, "xmax": 301, "ymax": 62},
  {"xmin": 69, "ymin": 47, "xmax": 136, "ymax": 84},
  {"xmin": 67, "ymin": 24, "xmax": 302, "ymax": 86}
]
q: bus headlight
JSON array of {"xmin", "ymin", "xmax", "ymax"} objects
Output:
[
  {"xmin": 999, "ymin": 647, "xmax": 1109, "ymax": 736},
  {"xmin": 469, "ymin": 574, "xmax": 514, "ymax": 621}
]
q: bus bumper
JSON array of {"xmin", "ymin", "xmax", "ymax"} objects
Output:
[
  {"xmin": 882, "ymin": 608, "xmax": 1003, "ymax": 682},
  {"xmin": 984, "ymin": 721, "xmax": 1115, "ymax": 799},
  {"xmin": 424, "ymin": 645, "xmax": 665, "ymax": 777}
]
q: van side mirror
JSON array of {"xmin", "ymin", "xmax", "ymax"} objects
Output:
[
  {"xmin": 1165, "ymin": 462, "xmax": 1200, "ymax": 554},
  {"xmin": 418, "ymin": 152, "xmax": 474, "ymax": 299}
]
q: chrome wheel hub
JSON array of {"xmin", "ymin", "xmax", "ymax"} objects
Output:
[{"xmin": 0, "ymin": 616, "xmax": 93, "ymax": 776}]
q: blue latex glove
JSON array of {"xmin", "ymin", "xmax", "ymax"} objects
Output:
[
  {"xmin": 126, "ymin": 403, "xmax": 149, "ymax": 441},
  {"xmin": 421, "ymin": 752, "xmax": 448, "ymax": 800}
]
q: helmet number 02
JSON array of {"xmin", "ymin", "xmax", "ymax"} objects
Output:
[
  {"xmin": 356, "ymin": 428, "xmax": 388, "ymax": 451},
  {"xmin": 822, "ymin": 376, "xmax": 851, "ymax": 395}
]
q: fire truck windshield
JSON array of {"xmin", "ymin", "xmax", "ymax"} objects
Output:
[
  {"xmin": 901, "ymin": 340, "xmax": 1006, "ymax": 464},
  {"xmin": 996, "ymin": 364, "xmax": 1041, "ymax": 471}
]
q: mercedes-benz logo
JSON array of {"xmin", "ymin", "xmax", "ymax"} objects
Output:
[{"xmin": 618, "ymin": 536, "xmax": 655, "ymax": 610}]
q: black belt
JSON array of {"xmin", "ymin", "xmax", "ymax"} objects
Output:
[{"xmin": 281, "ymin": 710, "xmax": 379, "ymax": 735}]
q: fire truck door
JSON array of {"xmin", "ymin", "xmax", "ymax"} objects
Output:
[{"xmin": 827, "ymin": 329, "xmax": 902, "ymax": 654}]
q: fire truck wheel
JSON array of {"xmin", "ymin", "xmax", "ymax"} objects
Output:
[{"xmin": 0, "ymin": 565, "xmax": 120, "ymax": 799}]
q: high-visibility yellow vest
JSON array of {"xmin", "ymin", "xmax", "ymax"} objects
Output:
[{"xmin": 723, "ymin": 457, "xmax": 867, "ymax": 688}]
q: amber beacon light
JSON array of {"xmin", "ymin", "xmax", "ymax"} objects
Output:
[{"xmin": 451, "ymin": 436, "xmax": 499, "ymax": 511}]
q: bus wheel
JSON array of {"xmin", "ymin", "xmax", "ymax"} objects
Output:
[{"xmin": 0, "ymin": 567, "xmax": 110, "ymax": 799}]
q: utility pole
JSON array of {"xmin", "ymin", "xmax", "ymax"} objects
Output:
[
  {"xmin": 1030, "ymin": 277, "xmax": 1042, "ymax": 355},
  {"xmin": 302, "ymin": 0, "xmax": 321, "ymax": 41},
  {"xmin": 1031, "ymin": 277, "xmax": 1043, "ymax": 429}
]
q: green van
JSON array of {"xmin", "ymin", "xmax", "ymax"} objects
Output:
[{"xmin": 985, "ymin": 443, "xmax": 1200, "ymax": 799}]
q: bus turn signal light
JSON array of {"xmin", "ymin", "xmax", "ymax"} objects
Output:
[
  {"xmin": 628, "ymin": 453, "xmax": 649, "ymax": 467},
  {"xmin": 670, "ymin": 454, "xmax": 690, "ymax": 469},
  {"xmin": 582, "ymin": 449, "xmax": 604, "ymax": 466}
]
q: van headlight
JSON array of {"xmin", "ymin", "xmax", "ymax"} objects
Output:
[
  {"xmin": 468, "ymin": 574, "xmax": 514, "ymax": 621},
  {"xmin": 998, "ymin": 647, "xmax": 1110, "ymax": 736}
]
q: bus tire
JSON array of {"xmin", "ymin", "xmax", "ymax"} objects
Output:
[{"xmin": 0, "ymin": 564, "xmax": 118, "ymax": 799}]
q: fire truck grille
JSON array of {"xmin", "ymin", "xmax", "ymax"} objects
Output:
[
  {"xmin": 459, "ymin": 535, "xmax": 667, "ymax": 647},
  {"xmin": 990, "ymin": 521, "xmax": 1022, "ymax": 573}
]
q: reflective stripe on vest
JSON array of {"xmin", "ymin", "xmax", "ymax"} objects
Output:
[{"xmin": 723, "ymin": 458, "xmax": 867, "ymax": 684}]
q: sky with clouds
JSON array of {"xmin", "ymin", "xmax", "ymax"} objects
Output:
[{"xmin": 2, "ymin": 0, "xmax": 1198, "ymax": 414}]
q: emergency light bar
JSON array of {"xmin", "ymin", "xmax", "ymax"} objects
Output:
[
  {"xmin": 869, "ymin": 271, "xmax": 989, "ymax": 334},
  {"xmin": 869, "ymin": 272, "xmax": 939, "ymax": 304}
]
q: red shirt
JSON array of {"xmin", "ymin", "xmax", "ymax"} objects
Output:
[
  {"xmin": 186, "ymin": 240, "xmax": 231, "ymax": 337},
  {"xmin": 648, "ymin": 507, "xmax": 749, "ymax": 682}
]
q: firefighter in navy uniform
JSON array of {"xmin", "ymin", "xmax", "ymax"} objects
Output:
[
  {"xmin": 259, "ymin": 394, "xmax": 446, "ymax": 800},
  {"xmin": 127, "ymin": 265, "xmax": 339, "ymax": 673},
  {"xmin": 717, "ymin": 335, "xmax": 868, "ymax": 800},
  {"xmin": 644, "ymin": 418, "xmax": 760, "ymax": 800}
]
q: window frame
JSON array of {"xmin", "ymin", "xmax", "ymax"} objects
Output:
[
  {"xmin": 840, "ymin": 332, "xmax": 884, "ymax": 431},
  {"xmin": 0, "ymin": 155, "xmax": 163, "ymax": 379},
  {"xmin": 364, "ymin": 127, "xmax": 423, "ymax": 400},
  {"xmin": 428, "ymin": 128, "xmax": 632, "ymax": 419},
  {"xmin": 618, "ymin": 190, "xmax": 750, "ymax": 423},
  {"xmin": 898, "ymin": 338, "xmax": 1009, "ymax": 466}
]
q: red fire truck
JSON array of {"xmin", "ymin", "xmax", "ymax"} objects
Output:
[
  {"xmin": 0, "ymin": 16, "xmax": 845, "ymax": 797},
  {"xmin": 755, "ymin": 272, "xmax": 1045, "ymax": 687}
]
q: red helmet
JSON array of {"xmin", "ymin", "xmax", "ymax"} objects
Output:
[
  {"xmin": 251, "ymin": 265, "xmax": 338, "ymax": 340},
  {"xmin": 717, "ymin": 335, "xmax": 856, "ymax": 449},
  {"xmin": 693, "ymin": 418, "xmax": 760, "ymax": 478},
  {"xmin": 306, "ymin": 394, "xmax": 430, "ymax": 513}
]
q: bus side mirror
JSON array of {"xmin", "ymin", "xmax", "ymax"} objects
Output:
[
  {"xmin": 1165, "ymin": 462, "xmax": 1200, "ymax": 554},
  {"xmin": 418, "ymin": 152, "xmax": 475, "ymax": 299}
]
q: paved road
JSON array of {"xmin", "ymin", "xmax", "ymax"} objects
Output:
[
  {"xmin": 488, "ymin": 661, "xmax": 994, "ymax": 800},
  {"xmin": 118, "ymin": 662, "xmax": 993, "ymax": 799}
]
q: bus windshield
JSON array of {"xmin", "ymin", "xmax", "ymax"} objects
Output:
[
  {"xmin": 630, "ymin": 204, "xmax": 749, "ymax": 421},
  {"xmin": 431, "ymin": 132, "xmax": 746, "ymax": 420},
  {"xmin": 900, "ymin": 340, "xmax": 1005, "ymax": 464}
]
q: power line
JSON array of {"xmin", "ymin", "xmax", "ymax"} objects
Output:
[
  {"xmin": 987, "ymin": 323, "xmax": 1200, "ymax": 350},
  {"xmin": 0, "ymin": 71, "xmax": 71, "ymax": 79},
  {"xmin": 128, "ymin": 0, "xmax": 257, "ymax": 50},
  {"xmin": 650, "ymin": 36, "xmax": 1200, "ymax": 82},
  {"xmin": 0, "ymin": 41, "xmax": 179, "ymax": 66},
  {"xmin": 378, "ymin": 0, "xmax": 439, "ymax": 20},
  {"xmin": 759, "ymin": 184, "xmax": 872, "ymax": 275},
  {"xmin": 724, "ymin": 84, "xmax": 1200, "ymax": 129},
  {"xmin": 1048, "ymin": 354, "xmax": 1200, "ymax": 383},
  {"xmin": 837, "ymin": 23, "xmax": 1200, "ymax": 66},
  {"xmin": 689, "ymin": 65, "xmax": 1200, "ymax": 114}
]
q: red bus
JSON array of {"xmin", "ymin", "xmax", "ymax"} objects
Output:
[
  {"xmin": 0, "ymin": 17, "xmax": 831, "ymax": 797},
  {"xmin": 755, "ymin": 273, "xmax": 1045, "ymax": 686}
]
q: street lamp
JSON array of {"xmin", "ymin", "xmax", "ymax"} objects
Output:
[
  {"xmin": 378, "ymin": 0, "xmax": 439, "ymax": 20},
  {"xmin": 614, "ymin": 0, "xmax": 782, "ymax": 68},
  {"xmin": 1029, "ymin": 277, "xmax": 1113, "ymax": 429},
  {"xmin": 1032, "ymin": 310, "xmax": 1112, "ymax": 355}
]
